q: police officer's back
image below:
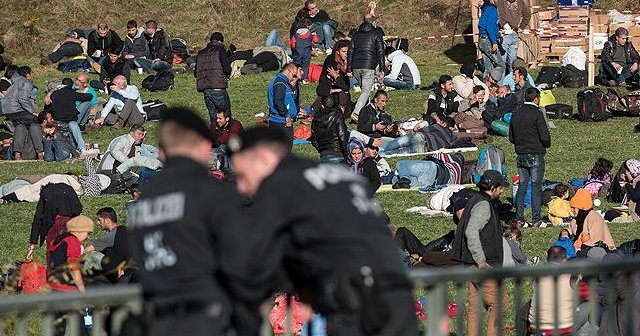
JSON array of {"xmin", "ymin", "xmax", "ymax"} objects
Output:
[
  {"xmin": 128, "ymin": 108, "xmax": 243, "ymax": 336},
  {"xmin": 229, "ymin": 127, "xmax": 418, "ymax": 336}
]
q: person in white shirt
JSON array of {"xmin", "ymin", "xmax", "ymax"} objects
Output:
[
  {"xmin": 100, "ymin": 125, "xmax": 161, "ymax": 175},
  {"xmin": 383, "ymin": 47, "xmax": 421, "ymax": 90},
  {"xmin": 452, "ymin": 62, "xmax": 489, "ymax": 101},
  {"xmin": 94, "ymin": 75, "xmax": 145, "ymax": 129}
]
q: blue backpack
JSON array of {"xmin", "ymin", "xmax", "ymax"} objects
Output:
[{"xmin": 472, "ymin": 145, "xmax": 507, "ymax": 184}]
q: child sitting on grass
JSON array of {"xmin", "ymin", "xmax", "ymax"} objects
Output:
[
  {"xmin": 548, "ymin": 183, "xmax": 573, "ymax": 225},
  {"xmin": 584, "ymin": 158, "xmax": 613, "ymax": 196}
]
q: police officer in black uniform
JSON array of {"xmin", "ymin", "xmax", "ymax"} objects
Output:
[
  {"xmin": 127, "ymin": 107, "xmax": 244, "ymax": 336},
  {"xmin": 227, "ymin": 127, "xmax": 418, "ymax": 336}
]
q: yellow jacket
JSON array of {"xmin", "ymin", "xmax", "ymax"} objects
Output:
[{"xmin": 548, "ymin": 197, "xmax": 572, "ymax": 225}]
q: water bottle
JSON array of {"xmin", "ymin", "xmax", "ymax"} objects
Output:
[{"xmin": 83, "ymin": 307, "xmax": 93, "ymax": 331}]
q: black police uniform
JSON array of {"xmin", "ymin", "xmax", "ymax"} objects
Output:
[
  {"xmin": 230, "ymin": 154, "xmax": 419, "ymax": 336},
  {"xmin": 128, "ymin": 156, "xmax": 244, "ymax": 336}
]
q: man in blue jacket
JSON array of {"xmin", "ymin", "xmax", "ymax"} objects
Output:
[
  {"xmin": 267, "ymin": 63, "xmax": 299, "ymax": 151},
  {"xmin": 478, "ymin": 0, "xmax": 505, "ymax": 79}
]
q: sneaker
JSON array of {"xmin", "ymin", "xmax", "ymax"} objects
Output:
[
  {"xmin": 532, "ymin": 220, "xmax": 549, "ymax": 228},
  {"xmin": 325, "ymin": 48, "xmax": 333, "ymax": 55}
]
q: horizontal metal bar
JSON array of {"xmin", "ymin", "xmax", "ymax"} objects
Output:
[
  {"xmin": 0, "ymin": 285, "xmax": 142, "ymax": 314},
  {"xmin": 409, "ymin": 259, "xmax": 640, "ymax": 283}
]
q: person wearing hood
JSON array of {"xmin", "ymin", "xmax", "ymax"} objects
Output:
[
  {"xmin": 477, "ymin": 0, "xmax": 505, "ymax": 79},
  {"xmin": 347, "ymin": 15, "xmax": 386, "ymax": 122},
  {"xmin": 310, "ymin": 95, "xmax": 349, "ymax": 164},
  {"xmin": 496, "ymin": 0, "xmax": 531, "ymax": 76},
  {"xmin": 382, "ymin": 47, "xmax": 421, "ymax": 90},
  {"xmin": 291, "ymin": 18, "xmax": 318, "ymax": 83},
  {"xmin": 121, "ymin": 20, "xmax": 150, "ymax": 68},
  {"xmin": 569, "ymin": 188, "xmax": 616, "ymax": 251},
  {"xmin": 453, "ymin": 62, "xmax": 489, "ymax": 100},
  {"xmin": 134, "ymin": 20, "xmax": 173, "ymax": 73},
  {"xmin": 600, "ymin": 27, "xmax": 640, "ymax": 87},
  {"xmin": 195, "ymin": 32, "xmax": 232, "ymax": 127},
  {"xmin": 348, "ymin": 138, "xmax": 381, "ymax": 195}
]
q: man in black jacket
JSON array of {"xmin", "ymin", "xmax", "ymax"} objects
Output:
[
  {"xmin": 90, "ymin": 46, "xmax": 131, "ymax": 92},
  {"xmin": 357, "ymin": 89, "xmax": 392, "ymax": 137},
  {"xmin": 227, "ymin": 127, "xmax": 419, "ymax": 336},
  {"xmin": 87, "ymin": 22, "xmax": 123, "ymax": 64},
  {"xmin": 128, "ymin": 107, "xmax": 245, "ymax": 336},
  {"xmin": 311, "ymin": 95, "xmax": 349, "ymax": 163},
  {"xmin": 135, "ymin": 20, "xmax": 172, "ymax": 73},
  {"xmin": 451, "ymin": 169, "xmax": 508, "ymax": 336},
  {"xmin": 316, "ymin": 39, "xmax": 351, "ymax": 118},
  {"xmin": 509, "ymin": 88, "xmax": 551, "ymax": 227},
  {"xmin": 600, "ymin": 27, "xmax": 640, "ymax": 86},
  {"xmin": 48, "ymin": 78, "xmax": 93, "ymax": 157},
  {"xmin": 425, "ymin": 75, "xmax": 464, "ymax": 120},
  {"xmin": 513, "ymin": 66, "xmax": 533, "ymax": 104},
  {"xmin": 348, "ymin": 15, "xmax": 386, "ymax": 122},
  {"xmin": 195, "ymin": 32, "xmax": 232, "ymax": 127}
]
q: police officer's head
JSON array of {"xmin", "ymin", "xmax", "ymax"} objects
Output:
[
  {"xmin": 228, "ymin": 127, "xmax": 289, "ymax": 196},
  {"xmin": 159, "ymin": 107, "xmax": 213, "ymax": 166},
  {"xmin": 476, "ymin": 170, "xmax": 509, "ymax": 199}
]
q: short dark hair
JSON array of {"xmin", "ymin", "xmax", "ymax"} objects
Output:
[
  {"xmin": 514, "ymin": 66, "xmax": 527, "ymax": 78},
  {"xmin": 439, "ymin": 75, "xmax": 453, "ymax": 86},
  {"xmin": 97, "ymin": 207, "xmax": 118, "ymax": 223},
  {"xmin": 4, "ymin": 65, "xmax": 18, "ymax": 79},
  {"xmin": 210, "ymin": 32, "xmax": 224, "ymax": 43},
  {"xmin": 385, "ymin": 46, "xmax": 396, "ymax": 56},
  {"xmin": 321, "ymin": 95, "xmax": 335, "ymax": 108},
  {"xmin": 334, "ymin": 39, "xmax": 349, "ymax": 52},
  {"xmin": 216, "ymin": 110, "xmax": 232, "ymax": 118},
  {"xmin": 524, "ymin": 87, "xmax": 540, "ymax": 103},
  {"xmin": 615, "ymin": 27, "xmax": 629, "ymax": 37},
  {"xmin": 17, "ymin": 66, "xmax": 32, "ymax": 77},
  {"xmin": 145, "ymin": 20, "xmax": 158, "ymax": 29},
  {"xmin": 304, "ymin": 0, "xmax": 317, "ymax": 7},
  {"xmin": 61, "ymin": 78, "xmax": 73, "ymax": 87},
  {"xmin": 129, "ymin": 183, "xmax": 139, "ymax": 195},
  {"xmin": 443, "ymin": 117, "xmax": 456, "ymax": 128},
  {"xmin": 547, "ymin": 246, "xmax": 567, "ymax": 263},
  {"xmin": 373, "ymin": 89, "xmax": 388, "ymax": 100},
  {"xmin": 130, "ymin": 124, "xmax": 145, "ymax": 133},
  {"xmin": 126, "ymin": 20, "xmax": 138, "ymax": 29},
  {"xmin": 553, "ymin": 183, "xmax": 569, "ymax": 197},
  {"xmin": 298, "ymin": 18, "xmax": 312, "ymax": 29},
  {"xmin": 472, "ymin": 85, "xmax": 485, "ymax": 94},
  {"xmin": 108, "ymin": 45, "xmax": 122, "ymax": 56}
]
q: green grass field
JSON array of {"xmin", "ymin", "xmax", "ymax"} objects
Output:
[{"xmin": 1, "ymin": 46, "xmax": 640, "ymax": 333}]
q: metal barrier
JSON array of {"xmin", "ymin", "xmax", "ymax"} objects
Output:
[
  {"xmin": 410, "ymin": 258, "xmax": 640, "ymax": 336},
  {"xmin": 2, "ymin": 259, "xmax": 640, "ymax": 335}
]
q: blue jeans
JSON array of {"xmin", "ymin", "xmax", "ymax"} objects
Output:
[
  {"xmin": 380, "ymin": 133, "xmax": 425, "ymax": 156},
  {"xmin": 478, "ymin": 36, "xmax": 505, "ymax": 79},
  {"xmin": 320, "ymin": 153, "xmax": 346, "ymax": 164},
  {"xmin": 213, "ymin": 146, "xmax": 232, "ymax": 172},
  {"xmin": 311, "ymin": 22, "xmax": 335, "ymax": 50},
  {"xmin": 352, "ymin": 68, "xmax": 376, "ymax": 117},
  {"xmin": 43, "ymin": 139, "xmax": 71, "ymax": 162},
  {"xmin": 383, "ymin": 78, "xmax": 417, "ymax": 90},
  {"xmin": 68, "ymin": 121, "xmax": 86, "ymax": 153},
  {"xmin": 393, "ymin": 160, "xmax": 438, "ymax": 187},
  {"xmin": 301, "ymin": 314, "xmax": 327, "ymax": 336},
  {"xmin": 265, "ymin": 30, "xmax": 292, "ymax": 56},
  {"xmin": 501, "ymin": 33, "xmax": 519, "ymax": 76},
  {"xmin": 134, "ymin": 58, "xmax": 171, "ymax": 73},
  {"xmin": 601, "ymin": 62, "xmax": 636, "ymax": 84},
  {"xmin": 515, "ymin": 154, "xmax": 545, "ymax": 223},
  {"xmin": 203, "ymin": 89, "xmax": 231, "ymax": 127},
  {"xmin": 76, "ymin": 101, "xmax": 92, "ymax": 127},
  {"xmin": 293, "ymin": 49, "xmax": 312, "ymax": 81}
]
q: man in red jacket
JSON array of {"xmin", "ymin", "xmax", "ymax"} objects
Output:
[{"xmin": 212, "ymin": 110, "xmax": 244, "ymax": 172}]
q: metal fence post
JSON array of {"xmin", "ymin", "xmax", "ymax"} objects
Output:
[{"xmin": 426, "ymin": 282, "xmax": 448, "ymax": 336}]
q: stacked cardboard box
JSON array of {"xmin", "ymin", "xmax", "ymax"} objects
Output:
[
  {"xmin": 537, "ymin": 9, "xmax": 557, "ymax": 56},
  {"xmin": 550, "ymin": 6, "xmax": 590, "ymax": 56}
]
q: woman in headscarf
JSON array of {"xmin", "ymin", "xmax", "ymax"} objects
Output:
[
  {"xmin": 569, "ymin": 188, "xmax": 616, "ymax": 252},
  {"xmin": 348, "ymin": 138, "xmax": 381, "ymax": 195}
]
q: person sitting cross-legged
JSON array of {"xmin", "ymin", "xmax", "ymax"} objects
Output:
[
  {"xmin": 211, "ymin": 110, "xmax": 244, "ymax": 172},
  {"xmin": 94, "ymin": 75, "xmax": 146, "ymax": 129}
]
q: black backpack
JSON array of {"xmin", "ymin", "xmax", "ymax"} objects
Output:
[
  {"xmin": 561, "ymin": 64, "xmax": 586, "ymax": 88},
  {"xmin": 142, "ymin": 100, "xmax": 167, "ymax": 121},
  {"xmin": 141, "ymin": 70, "xmax": 174, "ymax": 92},
  {"xmin": 545, "ymin": 103, "xmax": 573, "ymax": 119},
  {"xmin": 535, "ymin": 66, "xmax": 562, "ymax": 88},
  {"xmin": 576, "ymin": 88, "xmax": 609, "ymax": 122}
]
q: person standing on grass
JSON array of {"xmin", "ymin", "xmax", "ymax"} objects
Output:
[
  {"xmin": 267, "ymin": 63, "xmax": 299, "ymax": 151},
  {"xmin": 195, "ymin": 32, "xmax": 232, "ymax": 128},
  {"xmin": 496, "ymin": 0, "xmax": 531, "ymax": 76},
  {"xmin": 509, "ymin": 88, "xmax": 551, "ymax": 228},
  {"xmin": 477, "ymin": 0, "xmax": 505, "ymax": 80},
  {"xmin": 451, "ymin": 169, "xmax": 509, "ymax": 336}
]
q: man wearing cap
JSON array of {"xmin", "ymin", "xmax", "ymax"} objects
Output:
[
  {"xmin": 127, "ymin": 107, "xmax": 245, "ymax": 336},
  {"xmin": 267, "ymin": 63, "xmax": 300, "ymax": 150},
  {"xmin": 452, "ymin": 169, "xmax": 509, "ymax": 336},
  {"xmin": 195, "ymin": 32, "xmax": 232, "ymax": 127},
  {"xmin": 227, "ymin": 127, "xmax": 419, "ymax": 335},
  {"xmin": 509, "ymin": 87, "xmax": 550, "ymax": 228}
]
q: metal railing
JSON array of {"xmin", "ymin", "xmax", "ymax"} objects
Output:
[{"xmin": 1, "ymin": 259, "xmax": 640, "ymax": 335}]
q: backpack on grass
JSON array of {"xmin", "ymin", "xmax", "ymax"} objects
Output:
[
  {"xmin": 545, "ymin": 103, "xmax": 573, "ymax": 119},
  {"xmin": 576, "ymin": 88, "xmax": 609, "ymax": 122},
  {"xmin": 472, "ymin": 145, "xmax": 507, "ymax": 184},
  {"xmin": 141, "ymin": 70, "xmax": 174, "ymax": 92},
  {"xmin": 142, "ymin": 100, "xmax": 167, "ymax": 121},
  {"xmin": 561, "ymin": 64, "xmax": 586, "ymax": 88},
  {"xmin": 535, "ymin": 66, "xmax": 562, "ymax": 88},
  {"xmin": 607, "ymin": 88, "xmax": 640, "ymax": 116}
]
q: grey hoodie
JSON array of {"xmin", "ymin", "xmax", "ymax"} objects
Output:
[
  {"xmin": 122, "ymin": 27, "xmax": 150, "ymax": 58},
  {"xmin": 1, "ymin": 74, "xmax": 35, "ymax": 115}
]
